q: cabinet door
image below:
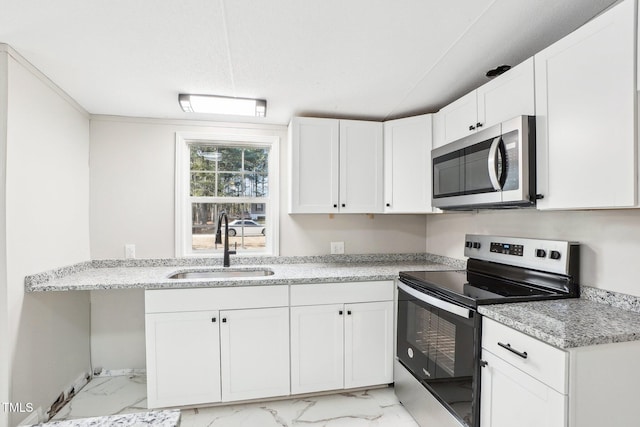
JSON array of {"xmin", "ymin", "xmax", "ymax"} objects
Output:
[
  {"xmin": 289, "ymin": 117, "xmax": 339, "ymax": 213},
  {"xmin": 383, "ymin": 114, "xmax": 434, "ymax": 213},
  {"xmin": 440, "ymin": 90, "xmax": 478, "ymax": 144},
  {"xmin": 290, "ymin": 304, "xmax": 344, "ymax": 394},
  {"xmin": 344, "ymin": 301, "xmax": 393, "ymax": 388},
  {"xmin": 339, "ymin": 120, "xmax": 384, "ymax": 213},
  {"xmin": 477, "ymin": 57, "xmax": 535, "ymax": 129},
  {"xmin": 535, "ymin": 0, "xmax": 636, "ymax": 209},
  {"xmin": 145, "ymin": 311, "xmax": 221, "ymax": 408},
  {"xmin": 220, "ymin": 307, "xmax": 290, "ymax": 401},
  {"xmin": 480, "ymin": 349, "xmax": 566, "ymax": 427}
]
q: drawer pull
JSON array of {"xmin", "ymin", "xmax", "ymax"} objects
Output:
[{"xmin": 498, "ymin": 342, "xmax": 528, "ymax": 359}]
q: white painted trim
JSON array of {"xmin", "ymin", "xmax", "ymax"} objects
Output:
[
  {"xmin": 0, "ymin": 43, "xmax": 89, "ymax": 118},
  {"xmin": 175, "ymin": 131, "xmax": 280, "ymax": 258},
  {"xmin": 91, "ymin": 114, "xmax": 288, "ymax": 130}
]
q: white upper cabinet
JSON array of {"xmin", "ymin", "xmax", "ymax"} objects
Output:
[
  {"xmin": 434, "ymin": 57, "xmax": 535, "ymax": 148},
  {"xmin": 477, "ymin": 57, "xmax": 535, "ymax": 129},
  {"xmin": 289, "ymin": 117, "xmax": 339, "ymax": 213},
  {"xmin": 289, "ymin": 117, "xmax": 383, "ymax": 214},
  {"xmin": 339, "ymin": 120, "xmax": 384, "ymax": 213},
  {"xmin": 535, "ymin": 0, "xmax": 636, "ymax": 210},
  {"xmin": 439, "ymin": 90, "xmax": 479, "ymax": 145},
  {"xmin": 383, "ymin": 114, "xmax": 435, "ymax": 213}
]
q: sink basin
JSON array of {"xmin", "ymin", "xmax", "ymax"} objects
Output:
[{"xmin": 168, "ymin": 268, "xmax": 274, "ymax": 280}]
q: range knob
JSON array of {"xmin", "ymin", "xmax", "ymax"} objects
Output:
[
  {"xmin": 535, "ymin": 249, "xmax": 547, "ymax": 258},
  {"xmin": 549, "ymin": 250, "xmax": 562, "ymax": 260},
  {"xmin": 472, "ymin": 242, "xmax": 481, "ymax": 249},
  {"xmin": 465, "ymin": 241, "xmax": 473, "ymax": 248}
]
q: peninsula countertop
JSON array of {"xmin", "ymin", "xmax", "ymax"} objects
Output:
[
  {"xmin": 478, "ymin": 295, "xmax": 640, "ymax": 349},
  {"xmin": 26, "ymin": 253, "xmax": 640, "ymax": 351},
  {"xmin": 25, "ymin": 253, "xmax": 465, "ymax": 292}
]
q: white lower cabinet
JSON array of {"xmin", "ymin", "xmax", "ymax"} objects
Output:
[
  {"xmin": 145, "ymin": 310, "xmax": 222, "ymax": 408},
  {"xmin": 344, "ymin": 301, "xmax": 394, "ymax": 388},
  {"xmin": 481, "ymin": 317, "xmax": 640, "ymax": 427},
  {"xmin": 290, "ymin": 281, "xmax": 394, "ymax": 395},
  {"xmin": 290, "ymin": 304, "xmax": 344, "ymax": 393},
  {"xmin": 220, "ymin": 307, "xmax": 290, "ymax": 401},
  {"xmin": 480, "ymin": 349, "xmax": 566, "ymax": 427},
  {"xmin": 146, "ymin": 281, "xmax": 394, "ymax": 409},
  {"xmin": 145, "ymin": 286, "xmax": 290, "ymax": 408}
]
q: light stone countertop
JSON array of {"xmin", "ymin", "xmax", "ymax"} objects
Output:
[
  {"xmin": 478, "ymin": 297, "xmax": 640, "ymax": 349},
  {"xmin": 29, "ymin": 410, "xmax": 180, "ymax": 426},
  {"xmin": 25, "ymin": 253, "xmax": 640, "ymax": 351},
  {"xmin": 25, "ymin": 253, "xmax": 464, "ymax": 292}
]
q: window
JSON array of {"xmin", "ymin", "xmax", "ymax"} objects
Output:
[{"xmin": 176, "ymin": 132, "xmax": 279, "ymax": 257}]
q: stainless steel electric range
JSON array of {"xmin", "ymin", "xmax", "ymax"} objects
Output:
[{"xmin": 394, "ymin": 234, "xmax": 580, "ymax": 427}]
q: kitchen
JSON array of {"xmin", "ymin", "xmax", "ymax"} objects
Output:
[{"xmin": 2, "ymin": 0, "xmax": 640, "ymax": 426}]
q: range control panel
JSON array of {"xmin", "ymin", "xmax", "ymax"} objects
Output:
[
  {"xmin": 490, "ymin": 242, "xmax": 524, "ymax": 257},
  {"xmin": 464, "ymin": 234, "xmax": 579, "ymax": 275}
]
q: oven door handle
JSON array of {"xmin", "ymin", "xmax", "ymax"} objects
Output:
[{"xmin": 398, "ymin": 282, "xmax": 471, "ymax": 319}]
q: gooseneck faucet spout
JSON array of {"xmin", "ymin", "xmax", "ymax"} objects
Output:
[{"xmin": 215, "ymin": 210, "xmax": 236, "ymax": 267}]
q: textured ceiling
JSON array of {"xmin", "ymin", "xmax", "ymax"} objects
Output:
[{"xmin": 0, "ymin": 0, "xmax": 618, "ymax": 124}]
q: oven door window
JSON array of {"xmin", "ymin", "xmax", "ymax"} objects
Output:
[{"xmin": 397, "ymin": 287, "xmax": 478, "ymax": 426}]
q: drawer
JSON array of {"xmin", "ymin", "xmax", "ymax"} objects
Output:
[
  {"xmin": 145, "ymin": 285, "xmax": 289, "ymax": 313},
  {"xmin": 290, "ymin": 281, "xmax": 393, "ymax": 306},
  {"xmin": 482, "ymin": 317, "xmax": 567, "ymax": 394}
]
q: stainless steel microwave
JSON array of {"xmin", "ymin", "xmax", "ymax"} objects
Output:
[{"xmin": 432, "ymin": 116, "xmax": 536, "ymax": 210}]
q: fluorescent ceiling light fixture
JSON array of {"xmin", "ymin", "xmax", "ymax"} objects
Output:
[{"xmin": 179, "ymin": 94, "xmax": 267, "ymax": 117}]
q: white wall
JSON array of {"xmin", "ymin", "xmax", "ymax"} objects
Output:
[
  {"xmin": 426, "ymin": 209, "xmax": 640, "ymax": 297},
  {"xmin": 3, "ymin": 48, "xmax": 92, "ymax": 426},
  {"xmin": 0, "ymin": 48, "xmax": 10, "ymax": 427},
  {"xmin": 88, "ymin": 116, "xmax": 427, "ymax": 370}
]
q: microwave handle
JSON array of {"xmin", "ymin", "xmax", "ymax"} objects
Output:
[{"xmin": 487, "ymin": 136, "xmax": 503, "ymax": 190}]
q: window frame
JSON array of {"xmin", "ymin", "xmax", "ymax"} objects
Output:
[{"xmin": 175, "ymin": 131, "xmax": 280, "ymax": 258}]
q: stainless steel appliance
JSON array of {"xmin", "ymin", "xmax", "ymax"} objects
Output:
[
  {"xmin": 395, "ymin": 234, "xmax": 580, "ymax": 427},
  {"xmin": 432, "ymin": 116, "xmax": 536, "ymax": 210}
]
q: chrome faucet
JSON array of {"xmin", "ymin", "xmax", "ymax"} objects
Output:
[{"xmin": 215, "ymin": 210, "xmax": 236, "ymax": 267}]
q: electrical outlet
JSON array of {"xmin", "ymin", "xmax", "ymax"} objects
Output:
[
  {"xmin": 330, "ymin": 241, "xmax": 345, "ymax": 254},
  {"xmin": 125, "ymin": 244, "xmax": 136, "ymax": 259}
]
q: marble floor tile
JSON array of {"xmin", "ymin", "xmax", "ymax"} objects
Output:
[
  {"xmin": 51, "ymin": 374, "xmax": 419, "ymax": 427},
  {"xmin": 51, "ymin": 375, "xmax": 148, "ymax": 421}
]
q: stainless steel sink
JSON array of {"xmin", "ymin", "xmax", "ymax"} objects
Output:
[{"xmin": 168, "ymin": 268, "xmax": 274, "ymax": 279}]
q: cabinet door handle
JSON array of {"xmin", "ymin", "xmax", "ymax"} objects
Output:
[
  {"xmin": 386, "ymin": 203, "xmax": 391, "ymax": 207},
  {"xmin": 476, "ymin": 122, "xmax": 483, "ymax": 128},
  {"xmin": 469, "ymin": 124, "xmax": 476, "ymax": 131},
  {"xmin": 341, "ymin": 203, "xmax": 346, "ymax": 208},
  {"xmin": 339, "ymin": 310, "xmax": 343, "ymax": 315},
  {"xmin": 212, "ymin": 317, "xmax": 217, "ymax": 323},
  {"xmin": 333, "ymin": 204, "xmax": 338, "ymax": 208},
  {"xmin": 222, "ymin": 318, "xmax": 227, "ymax": 323},
  {"xmin": 347, "ymin": 310, "xmax": 352, "ymax": 315},
  {"xmin": 480, "ymin": 360, "xmax": 488, "ymax": 368},
  {"xmin": 498, "ymin": 342, "xmax": 528, "ymax": 359}
]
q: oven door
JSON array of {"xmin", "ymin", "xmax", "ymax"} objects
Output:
[{"xmin": 396, "ymin": 281, "xmax": 481, "ymax": 427}]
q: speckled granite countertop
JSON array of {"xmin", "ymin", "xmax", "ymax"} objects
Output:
[
  {"xmin": 478, "ymin": 296, "xmax": 640, "ymax": 349},
  {"xmin": 29, "ymin": 410, "xmax": 180, "ymax": 426},
  {"xmin": 25, "ymin": 253, "xmax": 465, "ymax": 292},
  {"xmin": 26, "ymin": 253, "xmax": 640, "ymax": 351}
]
